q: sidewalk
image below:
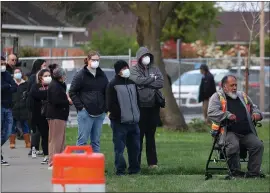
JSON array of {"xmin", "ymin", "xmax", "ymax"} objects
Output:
[{"xmin": 1, "ymin": 140, "xmax": 52, "ymax": 192}]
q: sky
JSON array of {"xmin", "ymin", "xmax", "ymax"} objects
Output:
[{"xmin": 217, "ymin": 2, "xmax": 269, "ymax": 11}]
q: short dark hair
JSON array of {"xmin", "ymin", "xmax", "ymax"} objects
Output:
[
  {"xmin": 221, "ymin": 74, "xmax": 237, "ymax": 87},
  {"xmin": 200, "ymin": 64, "xmax": 209, "ymax": 72}
]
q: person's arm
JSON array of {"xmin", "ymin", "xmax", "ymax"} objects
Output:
[
  {"xmin": 106, "ymin": 82, "xmax": 119, "ymax": 114},
  {"xmin": 147, "ymin": 67, "xmax": 164, "ymax": 89},
  {"xmin": 1, "ymin": 82, "xmax": 11, "ymax": 91},
  {"xmin": 48, "ymin": 84, "xmax": 69, "ymax": 107},
  {"xmin": 69, "ymin": 72, "xmax": 84, "ymax": 111},
  {"xmin": 129, "ymin": 66, "xmax": 155, "ymax": 86},
  {"xmin": 207, "ymin": 93, "xmax": 233, "ymax": 124},
  {"xmin": 30, "ymin": 84, "xmax": 47, "ymax": 100},
  {"xmin": 9, "ymin": 76, "xmax": 17, "ymax": 93},
  {"xmin": 246, "ymin": 93, "xmax": 263, "ymax": 121}
]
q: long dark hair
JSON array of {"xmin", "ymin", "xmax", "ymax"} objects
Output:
[
  {"xmin": 30, "ymin": 59, "xmax": 46, "ymax": 75},
  {"xmin": 48, "ymin": 63, "xmax": 59, "ymax": 75}
]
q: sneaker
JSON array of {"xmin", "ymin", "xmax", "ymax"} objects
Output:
[
  {"xmin": 48, "ymin": 166, "xmax": 53, "ymax": 170},
  {"xmin": 149, "ymin": 165, "xmax": 158, "ymax": 169},
  {"xmin": 41, "ymin": 156, "xmax": 48, "ymax": 164},
  {"xmin": 1, "ymin": 160, "xmax": 10, "ymax": 166},
  {"xmin": 231, "ymin": 170, "xmax": 245, "ymax": 178},
  {"xmin": 37, "ymin": 151, "xmax": 44, "ymax": 157}
]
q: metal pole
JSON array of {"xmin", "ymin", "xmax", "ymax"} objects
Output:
[
  {"xmin": 259, "ymin": 2, "xmax": 265, "ymax": 112},
  {"xmin": 237, "ymin": 51, "xmax": 243, "ymax": 91},
  {"xmin": 176, "ymin": 39, "xmax": 181, "ymax": 61},
  {"xmin": 128, "ymin": 48, "xmax": 131, "ymax": 66}
]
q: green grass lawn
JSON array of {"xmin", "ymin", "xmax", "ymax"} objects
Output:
[{"xmin": 65, "ymin": 122, "xmax": 270, "ymax": 192}]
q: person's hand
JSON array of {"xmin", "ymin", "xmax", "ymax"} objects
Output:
[
  {"xmin": 252, "ymin": 113, "xmax": 261, "ymax": 121},
  {"xmin": 68, "ymin": 98, "xmax": 73, "ymax": 105},
  {"xmin": 210, "ymin": 130, "xmax": 219, "ymax": 137},
  {"xmin": 228, "ymin": 114, "xmax": 236, "ymax": 121}
]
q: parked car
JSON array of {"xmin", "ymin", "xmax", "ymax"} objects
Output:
[
  {"xmin": 229, "ymin": 66, "xmax": 270, "ymax": 112},
  {"xmin": 172, "ymin": 69, "xmax": 229, "ymax": 108}
]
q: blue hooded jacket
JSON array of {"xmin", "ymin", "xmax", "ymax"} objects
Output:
[{"xmin": 1, "ymin": 71, "xmax": 17, "ymax": 108}]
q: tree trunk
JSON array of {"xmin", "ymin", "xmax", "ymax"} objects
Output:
[{"xmin": 135, "ymin": 6, "xmax": 188, "ymax": 131}]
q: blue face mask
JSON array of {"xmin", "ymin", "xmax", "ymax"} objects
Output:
[{"xmin": 14, "ymin": 72, "xmax": 22, "ymax": 80}]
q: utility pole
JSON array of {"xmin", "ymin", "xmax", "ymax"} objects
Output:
[{"xmin": 259, "ymin": 2, "xmax": 265, "ymax": 112}]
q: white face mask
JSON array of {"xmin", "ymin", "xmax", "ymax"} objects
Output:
[
  {"xmin": 1, "ymin": 65, "xmax": 6, "ymax": 72},
  {"xmin": 121, "ymin": 69, "xmax": 130, "ymax": 78},
  {"xmin": 91, "ymin": 61, "xmax": 99, "ymax": 69},
  {"xmin": 43, "ymin": 76, "xmax": 52, "ymax": 85},
  {"xmin": 14, "ymin": 73, "xmax": 22, "ymax": 80},
  {"xmin": 142, "ymin": 56, "xmax": 150, "ymax": 65}
]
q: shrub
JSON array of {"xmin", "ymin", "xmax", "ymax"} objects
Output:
[
  {"xmin": 82, "ymin": 27, "xmax": 139, "ymax": 56},
  {"xmin": 187, "ymin": 118, "xmax": 210, "ymax": 132},
  {"xmin": 19, "ymin": 46, "xmax": 41, "ymax": 57}
]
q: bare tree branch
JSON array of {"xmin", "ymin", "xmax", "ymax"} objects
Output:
[
  {"xmin": 255, "ymin": 20, "xmax": 270, "ymax": 38},
  {"xmin": 240, "ymin": 12, "xmax": 252, "ymax": 32}
]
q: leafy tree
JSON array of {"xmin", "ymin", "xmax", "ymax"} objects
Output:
[
  {"xmin": 82, "ymin": 27, "xmax": 139, "ymax": 56},
  {"xmin": 162, "ymin": 2, "xmax": 221, "ymax": 43}
]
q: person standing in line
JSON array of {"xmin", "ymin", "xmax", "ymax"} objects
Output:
[
  {"xmin": 30, "ymin": 69, "xmax": 51, "ymax": 164},
  {"xmin": 47, "ymin": 67, "xmax": 71, "ymax": 170},
  {"xmin": 106, "ymin": 60, "xmax": 141, "ymax": 175},
  {"xmin": 1, "ymin": 56, "xmax": 17, "ymax": 166},
  {"xmin": 27, "ymin": 59, "xmax": 47, "ymax": 156},
  {"xmin": 6, "ymin": 54, "xmax": 17, "ymax": 74},
  {"xmin": 69, "ymin": 51, "xmax": 108, "ymax": 153},
  {"xmin": 9, "ymin": 68, "xmax": 31, "ymax": 149},
  {"xmin": 198, "ymin": 64, "xmax": 216, "ymax": 124},
  {"xmin": 129, "ymin": 47, "xmax": 164, "ymax": 169}
]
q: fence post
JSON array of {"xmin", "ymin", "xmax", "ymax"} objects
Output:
[
  {"xmin": 64, "ymin": 49, "xmax": 68, "ymax": 58},
  {"xmin": 176, "ymin": 39, "xmax": 181, "ymax": 61},
  {"xmin": 237, "ymin": 51, "xmax": 243, "ymax": 91},
  {"xmin": 128, "ymin": 48, "xmax": 131, "ymax": 66}
]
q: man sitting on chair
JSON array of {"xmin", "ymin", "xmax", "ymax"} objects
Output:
[{"xmin": 208, "ymin": 75, "xmax": 264, "ymax": 178}]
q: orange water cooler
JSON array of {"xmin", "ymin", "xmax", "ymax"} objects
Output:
[{"xmin": 51, "ymin": 146, "xmax": 105, "ymax": 192}]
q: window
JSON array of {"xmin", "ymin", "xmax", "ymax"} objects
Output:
[{"xmin": 40, "ymin": 37, "xmax": 58, "ymax": 47}]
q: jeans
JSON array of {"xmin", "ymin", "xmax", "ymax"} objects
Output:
[
  {"xmin": 76, "ymin": 109, "xmax": 105, "ymax": 153},
  {"xmin": 111, "ymin": 120, "xmax": 140, "ymax": 175},
  {"xmin": 12, "ymin": 120, "xmax": 30, "ymax": 135},
  {"xmin": 1, "ymin": 107, "xmax": 13, "ymax": 146}
]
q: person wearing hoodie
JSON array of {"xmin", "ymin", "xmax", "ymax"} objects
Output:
[
  {"xmin": 27, "ymin": 59, "xmax": 47, "ymax": 156},
  {"xmin": 106, "ymin": 60, "xmax": 141, "ymax": 175},
  {"xmin": 9, "ymin": 68, "xmax": 31, "ymax": 149},
  {"xmin": 69, "ymin": 50, "xmax": 108, "ymax": 153},
  {"xmin": 46, "ymin": 67, "xmax": 71, "ymax": 170},
  {"xmin": 30, "ymin": 69, "xmax": 51, "ymax": 164},
  {"xmin": 129, "ymin": 47, "xmax": 164, "ymax": 169},
  {"xmin": 1, "ymin": 56, "xmax": 17, "ymax": 166}
]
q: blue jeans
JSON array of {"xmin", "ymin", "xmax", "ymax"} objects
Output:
[
  {"xmin": 12, "ymin": 120, "xmax": 30, "ymax": 135},
  {"xmin": 1, "ymin": 107, "xmax": 13, "ymax": 146},
  {"xmin": 111, "ymin": 120, "xmax": 141, "ymax": 175},
  {"xmin": 76, "ymin": 109, "xmax": 105, "ymax": 153}
]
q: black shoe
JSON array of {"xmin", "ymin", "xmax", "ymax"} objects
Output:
[
  {"xmin": 245, "ymin": 172, "xmax": 266, "ymax": 179},
  {"xmin": 231, "ymin": 170, "xmax": 245, "ymax": 178},
  {"xmin": 116, "ymin": 171, "xmax": 126, "ymax": 176}
]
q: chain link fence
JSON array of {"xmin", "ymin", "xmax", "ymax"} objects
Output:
[{"xmin": 17, "ymin": 56, "xmax": 269, "ymax": 126}]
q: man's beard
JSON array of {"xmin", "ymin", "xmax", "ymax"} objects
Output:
[{"xmin": 227, "ymin": 92, "xmax": 238, "ymax": 99}]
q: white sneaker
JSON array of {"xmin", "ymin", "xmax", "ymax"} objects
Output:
[
  {"xmin": 31, "ymin": 150, "xmax": 37, "ymax": 159},
  {"xmin": 1, "ymin": 160, "xmax": 10, "ymax": 166},
  {"xmin": 41, "ymin": 156, "xmax": 48, "ymax": 164},
  {"xmin": 48, "ymin": 166, "xmax": 53, "ymax": 170}
]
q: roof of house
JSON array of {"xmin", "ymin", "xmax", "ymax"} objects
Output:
[
  {"xmin": 74, "ymin": 10, "xmax": 269, "ymax": 44},
  {"xmin": 1, "ymin": 1, "xmax": 68, "ymax": 27},
  {"xmin": 215, "ymin": 11, "xmax": 270, "ymax": 43}
]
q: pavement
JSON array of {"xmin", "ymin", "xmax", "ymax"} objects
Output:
[{"xmin": 1, "ymin": 140, "xmax": 52, "ymax": 192}]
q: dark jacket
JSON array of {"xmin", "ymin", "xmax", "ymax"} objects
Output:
[
  {"xmin": 30, "ymin": 82, "xmax": 48, "ymax": 123},
  {"xmin": 12, "ymin": 80, "xmax": 29, "ymax": 120},
  {"xmin": 26, "ymin": 74, "xmax": 37, "ymax": 111},
  {"xmin": 46, "ymin": 79, "xmax": 70, "ymax": 121},
  {"xmin": 1, "ymin": 71, "xmax": 17, "ymax": 108},
  {"xmin": 6, "ymin": 64, "xmax": 14, "ymax": 74},
  {"xmin": 129, "ymin": 47, "xmax": 164, "ymax": 108},
  {"xmin": 69, "ymin": 65, "xmax": 109, "ymax": 115},
  {"xmin": 106, "ymin": 75, "xmax": 140, "ymax": 124},
  {"xmin": 198, "ymin": 72, "xmax": 216, "ymax": 102}
]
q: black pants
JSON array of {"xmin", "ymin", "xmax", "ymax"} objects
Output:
[
  {"xmin": 139, "ymin": 106, "xmax": 159, "ymax": 166},
  {"xmin": 111, "ymin": 120, "xmax": 140, "ymax": 175},
  {"xmin": 36, "ymin": 117, "xmax": 49, "ymax": 156},
  {"xmin": 225, "ymin": 132, "xmax": 264, "ymax": 176},
  {"xmin": 30, "ymin": 117, "xmax": 41, "ymax": 151}
]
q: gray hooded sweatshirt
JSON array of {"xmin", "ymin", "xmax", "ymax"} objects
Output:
[{"xmin": 129, "ymin": 47, "xmax": 164, "ymax": 107}]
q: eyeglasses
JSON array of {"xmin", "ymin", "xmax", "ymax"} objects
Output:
[{"xmin": 11, "ymin": 59, "xmax": 17, "ymax": 61}]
